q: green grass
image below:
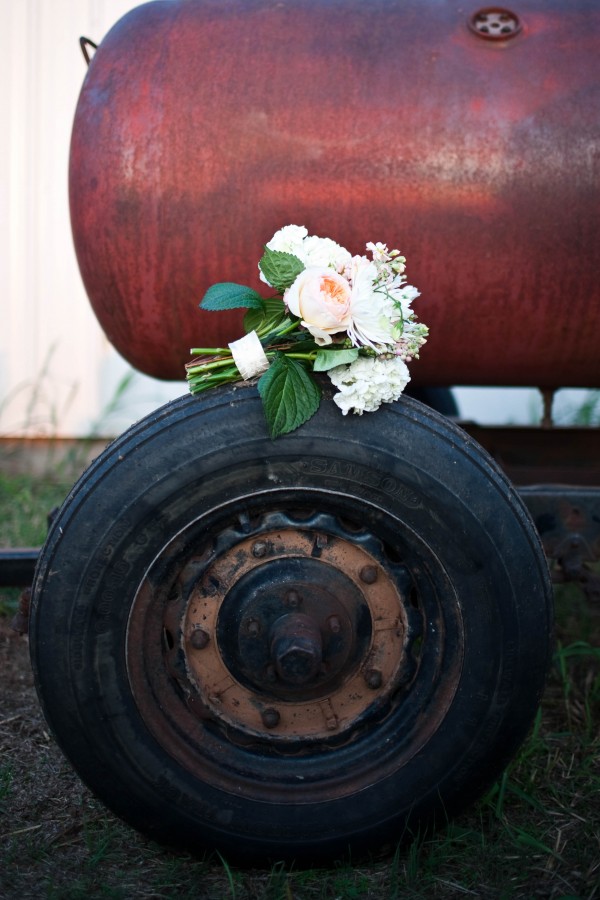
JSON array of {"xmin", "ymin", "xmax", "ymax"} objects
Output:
[
  {"xmin": 0, "ymin": 471, "xmax": 71, "ymax": 616},
  {"xmin": 0, "ymin": 471, "xmax": 70, "ymax": 546},
  {"xmin": 1, "ymin": 466, "xmax": 599, "ymax": 899}
]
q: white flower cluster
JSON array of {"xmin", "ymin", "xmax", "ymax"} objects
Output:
[
  {"xmin": 263, "ymin": 224, "xmax": 352, "ymax": 276},
  {"xmin": 263, "ymin": 224, "xmax": 427, "ymax": 358},
  {"xmin": 261, "ymin": 224, "xmax": 428, "ymax": 418},
  {"xmin": 329, "ymin": 356, "xmax": 411, "ymax": 415}
]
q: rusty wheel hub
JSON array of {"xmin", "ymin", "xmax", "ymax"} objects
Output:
[
  {"xmin": 181, "ymin": 524, "xmax": 407, "ymax": 741},
  {"xmin": 127, "ymin": 507, "xmax": 428, "ymax": 758}
]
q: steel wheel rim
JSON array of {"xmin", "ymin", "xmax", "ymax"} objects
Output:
[{"xmin": 126, "ymin": 488, "xmax": 464, "ymax": 803}]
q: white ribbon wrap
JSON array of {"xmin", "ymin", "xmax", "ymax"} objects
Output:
[{"xmin": 229, "ymin": 330, "xmax": 270, "ymax": 380}]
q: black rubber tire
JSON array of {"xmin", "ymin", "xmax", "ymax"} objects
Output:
[{"xmin": 29, "ymin": 385, "xmax": 553, "ymax": 864}]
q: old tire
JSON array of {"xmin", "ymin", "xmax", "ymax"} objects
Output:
[{"xmin": 29, "ymin": 386, "xmax": 552, "ymax": 863}]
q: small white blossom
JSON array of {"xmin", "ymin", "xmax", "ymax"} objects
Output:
[
  {"xmin": 388, "ymin": 283, "xmax": 421, "ymax": 320},
  {"xmin": 394, "ymin": 321, "xmax": 429, "ymax": 361},
  {"xmin": 328, "ymin": 356, "xmax": 411, "ymax": 415},
  {"xmin": 266, "ymin": 224, "xmax": 308, "ymax": 255}
]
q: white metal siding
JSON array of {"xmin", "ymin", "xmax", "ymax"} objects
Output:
[{"xmin": 0, "ymin": 0, "xmax": 183, "ymax": 438}]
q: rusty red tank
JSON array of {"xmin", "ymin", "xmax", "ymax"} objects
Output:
[{"xmin": 69, "ymin": 0, "xmax": 600, "ymax": 386}]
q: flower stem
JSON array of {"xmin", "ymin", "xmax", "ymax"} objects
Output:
[
  {"xmin": 285, "ymin": 352, "xmax": 317, "ymax": 362},
  {"xmin": 186, "ymin": 357, "xmax": 236, "ymax": 375},
  {"xmin": 257, "ymin": 318, "xmax": 299, "ymax": 342},
  {"xmin": 189, "ymin": 347, "xmax": 231, "ymax": 355}
]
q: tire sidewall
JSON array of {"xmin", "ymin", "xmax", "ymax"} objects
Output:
[{"xmin": 30, "ymin": 386, "xmax": 552, "ymax": 859}]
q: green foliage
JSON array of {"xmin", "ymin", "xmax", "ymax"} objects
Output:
[
  {"xmin": 560, "ymin": 389, "xmax": 600, "ymax": 426},
  {"xmin": 258, "ymin": 248, "xmax": 304, "ymax": 293},
  {"xmin": 0, "ymin": 473, "xmax": 69, "ymax": 547},
  {"xmin": 313, "ymin": 347, "xmax": 359, "ymax": 372},
  {"xmin": 244, "ymin": 297, "xmax": 289, "ymax": 337},
  {"xmin": 257, "ymin": 353, "xmax": 321, "ymax": 438},
  {"xmin": 200, "ymin": 282, "xmax": 265, "ymax": 311},
  {"xmin": 0, "ymin": 472, "xmax": 71, "ymax": 614}
]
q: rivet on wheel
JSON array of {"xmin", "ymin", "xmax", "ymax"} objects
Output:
[
  {"xmin": 365, "ymin": 668, "xmax": 383, "ymax": 689},
  {"xmin": 327, "ymin": 615, "xmax": 341, "ymax": 634},
  {"xmin": 189, "ymin": 628, "xmax": 210, "ymax": 650},
  {"xmin": 284, "ymin": 589, "xmax": 302, "ymax": 608},
  {"xmin": 261, "ymin": 707, "xmax": 281, "ymax": 728},
  {"xmin": 252, "ymin": 541, "xmax": 268, "ymax": 558},
  {"xmin": 265, "ymin": 664, "xmax": 277, "ymax": 682},
  {"xmin": 245, "ymin": 618, "xmax": 261, "ymax": 637},
  {"xmin": 360, "ymin": 565, "xmax": 378, "ymax": 584}
]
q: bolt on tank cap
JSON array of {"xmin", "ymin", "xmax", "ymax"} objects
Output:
[{"xmin": 468, "ymin": 7, "xmax": 522, "ymax": 40}]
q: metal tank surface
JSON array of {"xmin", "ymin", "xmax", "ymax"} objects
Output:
[{"xmin": 69, "ymin": 0, "xmax": 600, "ymax": 386}]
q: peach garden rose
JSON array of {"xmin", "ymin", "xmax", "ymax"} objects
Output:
[{"xmin": 284, "ymin": 267, "xmax": 352, "ymax": 345}]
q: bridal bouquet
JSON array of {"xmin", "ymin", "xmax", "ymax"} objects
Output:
[{"xmin": 185, "ymin": 225, "xmax": 428, "ymax": 438}]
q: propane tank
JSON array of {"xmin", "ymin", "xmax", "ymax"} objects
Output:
[{"xmin": 69, "ymin": 0, "xmax": 600, "ymax": 386}]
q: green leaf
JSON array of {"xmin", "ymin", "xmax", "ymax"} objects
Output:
[
  {"xmin": 258, "ymin": 248, "xmax": 305, "ymax": 292},
  {"xmin": 200, "ymin": 283, "xmax": 265, "ymax": 311},
  {"xmin": 244, "ymin": 296, "xmax": 289, "ymax": 336},
  {"xmin": 257, "ymin": 353, "xmax": 321, "ymax": 438},
  {"xmin": 313, "ymin": 348, "xmax": 359, "ymax": 372}
]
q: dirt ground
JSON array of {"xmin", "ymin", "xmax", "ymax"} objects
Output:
[
  {"xmin": 0, "ymin": 618, "xmax": 89, "ymax": 847},
  {"xmin": 2, "ymin": 601, "xmax": 600, "ymax": 900}
]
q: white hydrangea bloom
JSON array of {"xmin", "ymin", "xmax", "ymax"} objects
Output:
[
  {"xmin": 328, "ymin": 356, "xmax": 411, "ymax": 415},
  {"xmin": 261, "ymin": 225, "xmax": 352, "ymax": 284},
  {"xmin": 266, "ymin": 224, "xmax": 308, "ymax": 255},
  {"xmin": 301, "ymin": 235, "xmax": 352, "ymax": 273}
]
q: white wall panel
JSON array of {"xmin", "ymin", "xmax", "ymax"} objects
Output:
[{"xmin": 0, "ymin": 0, "xmax": 183, "ymax": 438}]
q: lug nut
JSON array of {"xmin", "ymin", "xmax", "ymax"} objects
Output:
[
  {"xmin": 285, "ymin": 589, "xmax": 301, "ymax": 608},
  {"xmin": 190, "ymin": 628, "xmax": 210, "ymax": 650},
  {"xmin": 365, "ymin": 668, "xmax": 383, "ymax": 689},
  {"xmin": 360, "ymin": 565, "xmax": 378, "ymax": 584},
  {"xmin": 270, "ymin": 613, "xmax": 323, "ymax": 685},
  {"xmin": 327, "ymin": 615, "xmax": 341, "ymax": 634},
  {"xmin": 261, "ymin": 707, "xmax": 281, "ymax": 729},
  {"xmin": 252, "ymin": 541, "xmax": 268, "ymax": 558},
  {"xmin": 265, "ymin": 664, "xmax": 277, "ymax": 682},
  {"xmin": 245, "ymin": 618, "xmax": 261, "ymax": 637}
]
